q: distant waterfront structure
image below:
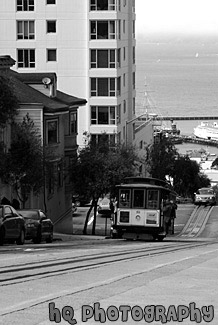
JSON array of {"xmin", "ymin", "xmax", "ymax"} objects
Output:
[{"xmin": 0, "ymin": 0, "xmax": 136, "ymax": 146}]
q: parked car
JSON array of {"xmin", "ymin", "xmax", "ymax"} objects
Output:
[
  {"xmin": 0, "ymin": 205, "xmax": 25, "ymax": 246},
  {"xmin": 72, "ymin": 202, "xmax": 77, "ymax": 214},
  {"xmin": 98, "ymin": 197, "xmax": 112, "ymax": 215},
  {"xmin": 194, "ymin": 188, "xmax": 216, "ymax": 206},
  {"xmin": 18, "ymin": 209, "xmax": 53, "ymax": 244},
  {"xmin": 72, "ymin": 194, "xmax": 91, "ymax": 207}
]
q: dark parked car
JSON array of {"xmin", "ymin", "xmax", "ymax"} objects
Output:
[
  {"xmin": 72, "ymin": 194, "xmax": 91, "ymax": 207},
  {"xmin": 19, "ymin": 209, "xmax": 53, "ymax": 244},
  {"xmin": 0, "ymin": 205, "xmax": 25, "ymax": 246}
]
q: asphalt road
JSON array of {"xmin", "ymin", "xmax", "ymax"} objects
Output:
[
  {"xmin": 55, "ymin": 203, "xmax": 196, "ymax": 238},
  {"xmin": 1, "ymin": 204, "xmax": 218, "ymax": 324}
]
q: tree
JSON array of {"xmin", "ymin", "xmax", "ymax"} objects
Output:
[
  {"xmin": 146, "ymin": 135, "xmax": 210, "ymax": 197},
  {"xmin": 211, "ymin": 157, "xmax": 218, "ymax": 169},
  {"xmin": 0, "ymin": 75, "xmax": 18, "ymax": 127},
  {"xmin": 146, "ymin": 135, "xmax": 178, "ymax": 180},
  {"xmin": 0, "ymin": 114, "xmax": 44, "ymax": 207},
  {"xmin": 70, "ymin": 134, "xmax": 138, "ymax": 235},
  {"xmin": 172, "ymin": 155, "xmax": 210, "ymax": 198}
]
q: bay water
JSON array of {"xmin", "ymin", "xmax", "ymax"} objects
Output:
[{"xmin": 136, "ymin": 36, "xmax": 218, "ymax": 155}]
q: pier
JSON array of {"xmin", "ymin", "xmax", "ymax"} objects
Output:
[
  {"xmin": 173, "ymin": 135, "xmax": 218, "ymax": 148},
  {"xmin": 153, "ymin": 116, "xmax": 218, "ymax": 121}
]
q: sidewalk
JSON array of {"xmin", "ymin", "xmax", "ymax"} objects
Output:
[{"xmin": 53, "ymin": 232, "xmax": 109, "ymax": 242}]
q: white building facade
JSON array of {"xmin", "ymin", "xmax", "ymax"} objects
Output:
[{"xmin": 0, "ymin": 0, "xmax": 136, "ymax": 146}]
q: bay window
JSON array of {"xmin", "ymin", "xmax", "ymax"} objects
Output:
[
  {"xmin": 91, "ymin": 77, "xmax": 121, "ymax": 96},
  {"xmin": 91, "ymin": 49, "xmax": 120, "ymax": 68},
  {"xmin": 91, "ymin": 106, "xmax": 116, "ymax": 125},
  {"xmin": 90, "ymin": 20, "xmax": 120, "ymax": 40}
]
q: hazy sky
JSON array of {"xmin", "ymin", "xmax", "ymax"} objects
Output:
[{"xmin": 136, "ymin": 0, "xmax": 218, "ymax": 36}]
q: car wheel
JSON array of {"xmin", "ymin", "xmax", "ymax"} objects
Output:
[
  {"xmin": 46, "ymin": 233, "xmax": 53, "ymax": 243},
  {"xmin": 16, "ymin": 228, "xmax": 25, "ymax": 245},
  {"xmin": 33, "ymin": 227, "xmax": 42, "ymax": 244},
  {"xmin": 0, "ymin": 227, "xmax": 5, "ymax": 246}
]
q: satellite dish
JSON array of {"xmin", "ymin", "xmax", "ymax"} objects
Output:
[{"xmin": 42, "ymin": 77, "xmax": 51, "ymax": 85}]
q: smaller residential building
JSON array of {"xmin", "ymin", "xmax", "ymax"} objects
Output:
[{"xmin": 0, "ymin": 55, "xmax": 86, "ymax": 227}]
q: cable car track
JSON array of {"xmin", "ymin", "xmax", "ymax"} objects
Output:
[
  {"xmin": 178, "ymin": 205, "xmax": 213, "ymax": 238},
  {"xmin": 0, "ymin": 240, "xmax": 216, "ymax": 286}
]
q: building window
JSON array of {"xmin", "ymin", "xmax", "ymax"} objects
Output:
[
  {"xmin": 90, "ymin": 0, "xmax": 120, "ymax": 11},
  {"xmin": 17, "ymin": 21, "xmax": 34, "ymax": 40},
  {"xmin": 133, "ymin": 72, "xmax": 135, "ymax": 89},
  {"xmin": 70, "ymin": 112, "xmax": 77, "ymax": 134},
  {"xmin": 91, "ymin": 20, "xmax": 120, "ymax": 39},
  {"xmin": 133, "ymin": 46, "xmax": 135, "ymax": 64},
  {"xmin": 91, "ymin": 49, "xmax": 121, "ymax": 68},
  {"xmin": 46, "ymin": 119, "xmax": 58, "ymax": 144},
  {"xmin": 118, "ymin": 20, "xmax": 121, "ymax": 39},
  {"xmin": 117, "ymin": 77, "xmax": 121, "ymax": 95},
  {"xmin": 17, "ymin": 0, "xmax": 34, "ymax": 11},
  {"xmin": 117, "ymin": 104, "xmax": 121, "ymax": 124},
  {"xmin": 132, "ymin": 0, "xmax": 135, "ymax": 12},
  {"xmin": 118, "ymin": 0, "xmax": 121, "ymax": 11},
  {"xmin": 47, "ymin": 0, "xmax": 56, "ymax": 4},
  {"xmin": 133, "ymin": 97, "xmax": 135, "ymax": 115},
  {"xmin": 91, "ymin": 106, "xmax": 116, "ymax": 125},
  {"xmin": 123, "ymin": 126, "xmax": 125, "ymax": 140},
  {"xmin": 123, "ymin": 100, "xmax": 126, "ymax": 114},
  {"xmin": 123, "ymin": 0, "xmax": 126, "ymax": 6},
  {"xmin": 91, "ymin": 78, "xmax": 121, "ymax": 97},
  {"xmin": 47, "ymin": 49, "xmax": 57, "ymax": 61},
  {"xmin": 123, "ymin": 47, "xmax": 125, "ymax": 60},
  {"xmin": 133, "ymin": 21, "xmax": 135, "ymax": 38},
  {"xmin": 123, "ymin": 20, "xmax": 125, "ymax": 34},
  {"xmin": 123, "ymin": 73, "xmax": 125, "ymax": 87},
  {"xmin": 117, "ymin": 131, "xmax": 121, "ymax": 144},
  {"xmin": 91, "ymin": 134, "xmax": 116, "ymax": 146},
  {"xmin": 47, "ymin": 20, "xmax": 56, "ymax": 33},
  {"xmin": 132, "ymin": 123, "xmax": 135, "ymax": 140},
  {"xmin": 17, "ymin": 49, "xmax": 35, "ymax": 68}
]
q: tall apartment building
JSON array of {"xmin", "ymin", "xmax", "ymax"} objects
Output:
[{"xmin": 0, "ymin": 0, "xmax": 136, "ymax": 146}]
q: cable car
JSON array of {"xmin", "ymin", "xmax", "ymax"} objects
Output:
[{"xmin": 111, "ymin": 177, "xmax": 177, "ymax": 241}]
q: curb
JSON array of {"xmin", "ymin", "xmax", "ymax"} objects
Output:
[{"xmin": 53, "ymin": 232, "xmax": 108, "ymax": 242}]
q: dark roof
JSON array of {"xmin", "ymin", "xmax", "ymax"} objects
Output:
[
  {"xmin": 16, "ymin": 72, "xmax": 57, "ymax": 84},
  {"xmin": 0, "ymin": 71, "xmax": 87, "ymax": 113},
  {"xmin": 0, "ymin": 55, "xmax": 16, "ymax": 68},
  {"xmin": 56, "ymin": 90, "xmax": 87, "ymax": 106}
]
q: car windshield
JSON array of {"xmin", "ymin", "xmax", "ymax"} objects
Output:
[
  {"xmin": 19, "ymin": 210, "xmax": 39, "ymax": 220},
  {"xmin": 99, "ymin": 198, "xmax": 110, "ymax": 206},
  {"xmin": 198, "ymin": 189, "xmax": 214, "ymax": 195}
]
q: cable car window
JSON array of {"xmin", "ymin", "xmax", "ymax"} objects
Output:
[
  {"xmin": 119, "ymin": 189, "xmax": 131, "ymax": 208},
  {"xmin": 133, "ymin": 189, "xmax": 145, "ymax": 208},
  {"xmin": 147, "ymin": 190, "xmax": 159, "ymax": 209}
]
